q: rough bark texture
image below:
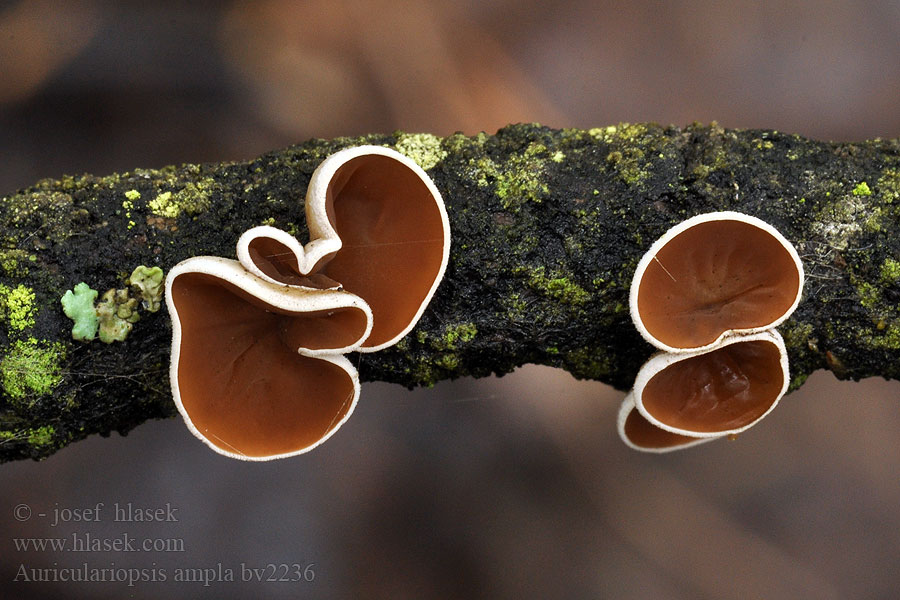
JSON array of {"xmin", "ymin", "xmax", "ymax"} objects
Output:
[{"xmin": 1, "ymin": 123, "xmax": 899, "ymax": 462}]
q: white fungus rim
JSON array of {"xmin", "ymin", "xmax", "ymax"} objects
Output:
[{"xmin": 617, "ymin": 393, "xmax": 722, "ymax": 453}]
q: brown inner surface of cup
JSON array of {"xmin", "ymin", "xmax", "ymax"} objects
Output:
[
  {"xmin": 320, "ymin": 154, "xmax": 446, "ymax": 347},
  {"xmin": 623, "ymin": 406, "xmax": 705, "ymax": 449},
  {"xmin": 247, "ymin": 237, "xmax": 340, "ymax": 289},
  {"xmin": 636, "ymin": 219, "xmax": 800, "ymax": 349},
  {"xmin": 171, "ymin": 272, "xmax": 363, "ymax": 457},
  {"xmin": 641, "ymin": 339, "xmax": 784, "ymax": 433}
]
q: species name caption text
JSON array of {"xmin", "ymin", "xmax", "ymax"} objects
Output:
[
  {"xmin": 9, "ymin": 503, "xmax": 316, "ymax": 587},
  {"xmin": 13, "ymin": 562, "xmax": 317, "ymax": 587}
]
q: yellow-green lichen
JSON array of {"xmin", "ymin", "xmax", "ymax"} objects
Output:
[
  {"xmin": 564, "ymin": 347, "xmax": 613, "ymax": 379},
  {"xmin": 0, "ymin": 426, "xmax": 56, "ymax": 448},
  {"xmin": 124, "ymin": 189, "xmax": 141, "ymax": 201},
  {"xmin": 96, "ymin": 289, "xmax": 139, "ymax": 343},
  {"xmin": 149, "ymin": 191, "xmax": 175, "ymax": 217},
  {"xmin": 778, "ymin": 320, "xmax": 814, "ymax": 349},
  {"xmin": 1, "ymin": 338, "xmax": 65, "ymax": 401},
  {"xmin": 878, "ymin": 169, "xmax": 900, "ymax": 204},
  {"xmin": 440, "ymin": 323, "xmax": 477, "ymax": 350},
  {"xmin": 0, "ymin": 249, "xmax": 33, "ymax": 277},
  {"xmin": 852, "ymin": 181, "xmax": 872, "ymax": 196},
  {"xmin": 61, "ymin": 282, "xmax": 100, "ymax": 341},
  {"xmin": 473, "ymin": 143, "xmax": 550, "ymax": 209},
  {"xmin": 27, "ymin": 425, "xmax": 54, "ymax": 447},
  {"xmin": 126, "ymin": 266, "xmax": 164, "ymax": 312},
  {"xmin": 880, "ymin": 258, "xmax": 900, "ymax": 285},
  {"xmin": 856, "ymin": 281, "xmax": 880, "ymax": 311},
  {"xmin": 588, "ymin": 123, "xmax": 649, "ymax": 143},
  {"xmin": 502, "ymin": 293, "xmax": 528, "ymax": 319},
  {"xmin": 1, "ymin": 285, "xmax": 36, "ymax": 331},
  {"xmin": 591, "ymin": 122, "xmax": 663, "ymax": 186},
  {"xmin": 148, "ymin": 181, "xmax": 213, "ymax": 219},
  {"xmin": 435, "ymin": 354, "xmax": 459, "ymax": 370},
  {"xmin": 607, "ymin": 148, "xmax": 649, "ymax": 186},
  {"xmin": 395, "ymin": 133, "xmax": 447, "ymax": 171},
  {"xmin": 522, "ymin": 266, "xmax": 590, "ymax": 305}
]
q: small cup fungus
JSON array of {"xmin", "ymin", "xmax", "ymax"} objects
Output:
[
  {"xmin": 631, "ymin": 330, "xmax": 789, "ymax": 438},
  {"xmin": 166, "ymin": 146, "xmax": 450, "ymax": 460},
  {"xmin": 619, "ymin": 211, "xmax": 803, "ymax": 452},
  {"xmin": 630, "ymin": 211, "xmax": 803, "ymax": 354}
]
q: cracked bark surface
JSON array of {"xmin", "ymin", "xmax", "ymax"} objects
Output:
[{"xmin": 1, "ymin": 122, "xmax": 898, "ymax": 462}]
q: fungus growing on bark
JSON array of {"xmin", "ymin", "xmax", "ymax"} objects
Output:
[
  {"xmin": 167, "ymin": 145, "xmax": 450, "ymax": 460},
  {"xmin": 630, "ymin": 211, "xmax": 803, "ymax": 353},
  {"xmin": 166, "ymin": 257, "xmax": 373, "ymax": 460},
  {"xmin": 631, "ymin": 330, "xmax": 789, "ymax": 438},
  {"xmin": 617, "ymin": 393, "xmax": 718, "ymax": 453},
  {"xmin": 620, "ymin": 211, "xmax": 803, "ymax": 452},
  {"xmin": 238, "ymin": 145, "xmax": 451, "ymax": 351}
]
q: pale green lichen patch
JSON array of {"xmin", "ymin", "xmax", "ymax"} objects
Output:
[
  {"xmin": 96, "ymin": 289, "xmax": 139, "ymax": 343},
  {"xmin": 852, "ymin": 181, "xmax": 872, "ymax": 196},
  {"xmin": 3, "ymin": 190, "xmax": 78, "ymax": 243},
  {"xmin": 127, "ymin": 266, "xmax": 164, "ymax": 312},
  {"xmin": 812, "ymin": 194, "xmax": 867, "ymax": 250},
  {"xmin": 61, "ymin": 282, "xmax": 100, "ymax": 341},
  {"xmin": 1, "ymin": 338, "xmax": 65, "ymax": 401},
  {"xmin": 395, "ymin": 133, "xmax": 447, "ymax": 170}
]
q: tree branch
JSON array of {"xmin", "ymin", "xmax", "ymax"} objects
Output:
[{"xmin": 1, "ymin": 123, "xmax": 898, "ymax": 462}]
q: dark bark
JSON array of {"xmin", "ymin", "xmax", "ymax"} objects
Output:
[{"xmin": 1, "ymin": 123, "xmax": 899, "ymax": 462}]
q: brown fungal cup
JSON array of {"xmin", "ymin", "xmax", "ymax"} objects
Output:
[
  {"xmin": 630, "ymin": 212, "xmax": 803, "ymax": 353},
  {"xmin": 166, "ymin": 257, "xmax": 373, "ymax": 460},
  {"xmin": 167, "ymin": 145, "xmax": 451, "ymax": 460},
  {"xmin": 631, "ymin": 330, "xmax": 789, "ymax": 438},
  {"xmin": 238, "ymin": 145, "xmax": 451, "ymax": 352}
]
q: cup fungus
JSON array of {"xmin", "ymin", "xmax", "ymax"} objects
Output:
[
  {"xmin": 617, "ymin": 393, "xmax": 718, "ymax": 453},
  {"xmin": 630, "ymin": 211, "xmax": 803, "ymax": 354},
  {"xmin": 237, "ymin": 145, "xmax": 451, "ymax": 351},
  {"xmin": 166, "ymin": 146, "xmax": 450, "ymax": 460},
  {"xmin": 619, "ymin": 211, "xmax": 803, "ymax": 452},
  {"xmin": 631, "ymin": 330, "xmax": 789, "ymax": 438}
]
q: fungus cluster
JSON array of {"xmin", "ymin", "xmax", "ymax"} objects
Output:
[
  {"xmin": 166, "ymin": 146, "xmax": 450, "ymax": 460},
  {"xmin": 618, "ymin": 212, "xmax": 803, "ymax": 452}
]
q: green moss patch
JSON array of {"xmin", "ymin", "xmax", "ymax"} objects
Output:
[{"xmin": 1, "ymin": 338, "xmax": 65, "ymax": 401}]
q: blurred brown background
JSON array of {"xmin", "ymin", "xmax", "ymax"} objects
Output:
[{"xmin": 1, "ymin": 1, "xmax": 899, "ymax": 598}]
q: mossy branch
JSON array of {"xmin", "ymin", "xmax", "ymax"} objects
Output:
[{"xmin": 1, "ymin": 123, "xmax": 899, "ymax": 462}]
